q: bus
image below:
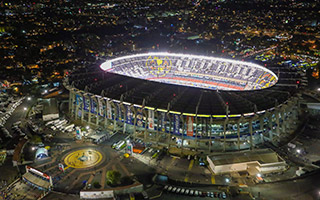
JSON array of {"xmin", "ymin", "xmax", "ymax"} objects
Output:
[{"xmin": 113, "ymin": 140, "xmax": 126, "ymax": 150}]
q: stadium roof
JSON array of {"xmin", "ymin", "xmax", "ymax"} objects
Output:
[{"xmin": 67, "ymin": 64, "xmax": 301, "ymax": 116}]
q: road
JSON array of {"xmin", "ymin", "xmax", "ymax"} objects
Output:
[
  {"xmin": 248, "ymin": 170, "xmax": 320, "ymax": 200},
  {"xmin": 4, "ymin": 97, "xmax": 36, "ymax": 135},
  {"xmin": 3, "ymin": 97, "xmax": 35, "ymax": 149}
]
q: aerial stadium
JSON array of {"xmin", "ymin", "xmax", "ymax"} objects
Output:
[{"xmin": 64, "ymin": 52, "xmax": 305, "ymax": 152}]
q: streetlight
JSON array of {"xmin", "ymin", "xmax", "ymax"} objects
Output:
[
  {"xmin": 317, "ymin": 88, "xmax": 320, "ymax": 91},
  {"xmin": 296, "ymin": 149, "xmax": 301, "ymax": 154},
  {"xmin": 27, "ymin": 97, "xmax": 31, "ymax": 101},
  {"xmin": 23, "ymin": 107, "xmax": 27, "ymax": 111}
]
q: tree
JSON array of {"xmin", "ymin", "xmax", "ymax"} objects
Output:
[
  {"xmin": 93, "ymin": 181, "xmax": 101, "ymax": 189},
  {"xmin": 30, "ymin": 135, "xmax": 42, "ymax": 144},
  {"xmin": 120, "ymin": 176, "xmax": 133, "ymax": 186},
  {"xmin": 106, "ymin": 170, "xmax": 121, "ymax": 185}
]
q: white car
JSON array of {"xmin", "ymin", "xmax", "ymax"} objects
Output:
[{"xmin": 172, "ymin": 187, "xmax": 177, "ymax": 193}]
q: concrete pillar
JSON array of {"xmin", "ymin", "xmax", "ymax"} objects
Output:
[
  {"xmin": 75, "ymin": 104, "xmax": 79, "ymax": 120},
  {"xmin": 96, "ymin": 97, "xmax": 100, "ymax": 126},
  {"xmin": 69, "ymin": 90, "xmax": 74, "ymax": 114},
  {"xmin": 143, "ymin": 109, "xmax": 148, "ymax": 143},
  {"xmin": 195, "ymin": 116, "xmax": 198, "ymax": 149},
  {"xmin": 280, "ymin": 109, "xmax": 286, "ymax": 133},
  {"xmin": 156, "ymin": 111, "xmax": 160, "ymax": 144},
  {"xmin": 259, "ymin": 116, "xmax": 264, "ymax": 131},
  {"xmin": 112, "ymin": 103, "xmax": 117, "ymax": 132},
  {"xmin": 259, "ymin": 116, "xmax": 264, "ymax": 143},
  {"xmin": 88, "ymin": 97, "xmax": 92, "ymax": 124},
  {"xmin": 180, "ymin": 115, "xmax": 185, "ymax": 153},
  {"xmin": 133, "ymin": 107, "xmax": 137, "ymax": 140},
  {"xmin": 237, "ymin": 120, "xmax": 240, "ymax": 150},
  {"xmin": 223, "ymin": 118, "xmax": 228, "ymax": 152},
  {"xmin": 120, "ymin": 104, "xmax": 126, "ymax": 134},
  {"xmin": 166, "ymin": 113, "xmax": 172, "ymax": 149},
  {"xmin": 209, "ymin": 117, "xmax": 213, "ymax": 152},
  {"xmin": 266, "ymin": 114, "xmax": 272, "ymax": 140},
  {"xmin": 249, "ymin": 119, "xmax": 253, "ymax": 150},
  {"xmin": 81, "ymin": 94, "xmax": 85, "ymax": 122},
  {"xmin": 275, "ymin": 111, "xmax": 280, "ymax": 136}
]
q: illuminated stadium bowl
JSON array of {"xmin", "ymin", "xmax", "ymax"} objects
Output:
[
  {"xmin": 65, "ymin": 52, "xmax": 303, "ymax": 152},
  {"xmin": 100, "ymin": 53, "xmax": 278, "ymax": 91}
]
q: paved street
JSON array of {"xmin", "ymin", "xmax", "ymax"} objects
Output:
[{"xmin": 247, "ymin": 170, "xmax": 320, "ymax": 200}]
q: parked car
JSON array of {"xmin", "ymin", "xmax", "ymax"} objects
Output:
[
  {"xmin": 180, "ymin": 188, "xmax": 185, "ymax": 194},
  {"xmin": 221, "ymin": 192, "xmax": 227, "ymax": 199},
  {"xmin": 141, "ymin": 191, "xmax": 148, "ymax": 199},
  {"xmin": 172, "ymin": 187, "xmax": 177, "ymax": 193}
]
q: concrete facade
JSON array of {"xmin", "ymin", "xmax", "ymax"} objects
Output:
[{"xmin": 65, "ymin": 81, "xmax": 301, "ymax": 153}]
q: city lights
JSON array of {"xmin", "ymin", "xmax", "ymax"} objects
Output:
[{"xmin": 1, "ymin": 0, "xmax": 320, "ymax": 199}]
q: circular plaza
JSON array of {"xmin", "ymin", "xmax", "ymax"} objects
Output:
[{"xmin": 64, "ymin": 148, "xmax": 104, "ymax": 169}]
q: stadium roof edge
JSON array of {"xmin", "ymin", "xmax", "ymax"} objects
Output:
[{"xmin": 99, "ymin": 52, "xmax": 278, "ymax": 81}]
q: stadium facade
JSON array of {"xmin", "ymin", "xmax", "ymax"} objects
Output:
[{"xmin": 64, "ymin": 53, "xmax": 305, "ymax": 152}]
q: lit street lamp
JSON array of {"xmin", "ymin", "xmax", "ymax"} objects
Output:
[
  {"xmin": 27, "ymin": 97, "xmax": 31, "ymax": 101},
  {"xmin": 23, "ymin": 107, "xmax": 27, "ymax": 111}
]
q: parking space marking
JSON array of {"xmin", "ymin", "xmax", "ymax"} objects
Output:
[
  {"xmin": 188, "ymin": 159, "xmax": 194, "ymax": 171},
  {"xmin": 166, "ymin": 157, "xmax": 176, "ymax": 171},
  {"xmin": 211, "ymin": 174, "xmax": 215, "ymax": 184},
  {"xmin": 184, "ymin": 159, "xmax": 194, "ymax": 182},
  {"xmin": 184, "ymin": 174, "xmax": 189, "ymax": 182}
]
